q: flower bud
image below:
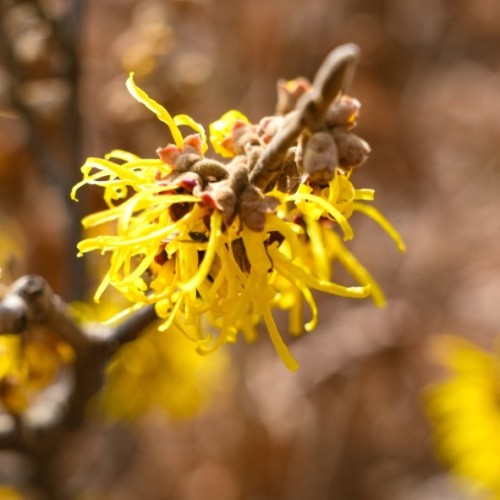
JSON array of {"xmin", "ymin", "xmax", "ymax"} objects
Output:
[
  {"xmin": 302, "ymin": 131, "xmax": 338, "ymax": 182},
  {"xmin": 325, "ymin": 95, "xmax": 361, "ymax": 128},
  {"xmin": 333, "ymin": 129, "xmax": 370, "ymax": 168}
]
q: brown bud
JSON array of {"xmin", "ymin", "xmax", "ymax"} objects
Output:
[
  {"xmin": 244, "ymin": 143, "xmax": 265, "ymax": 173},
  {"xmin": 174, "ymin": 153, "xmax": 202, "ymax": 173},
  {"xmin": 190, "ymin": 159, "xmax": 228, "ymax": 182},
  {"xmin": 198, "ymin": 158, "xmax": 249, "ymax": 225},
  {"xmin": 232, "ymin": 122, "xmax": 260, "ymax": 155},
  {"xmin": 325, "ymin": 95, "xmax": 361, "ymax": 128},
  {"xmin": 200, "ymin": 185, "xmax": 236, "ymax": 224},
  {"xmin": 332, "ymin": 129, "xmax": 370, "ymax": 169},
  {"xmin": 302, "ymin": 131, "xmax": 338, "ymax": 182},
  {"xmin": 226, "ymin": 157, "xmax": 250, "ymax": 196}
]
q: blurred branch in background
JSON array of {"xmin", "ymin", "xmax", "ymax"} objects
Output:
[
  {"xmin": 0, "ymin": 274, "xmax": 158, "ymax": 499},
  {"xmin": 0, "ymin": 0, "xmax": 87, "ymax": 299}
]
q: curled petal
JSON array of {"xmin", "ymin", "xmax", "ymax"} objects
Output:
[
  {"xmin": 126, "ymin": 73, "xmax": 184, "ymax": 148},
  {"xmin": 353, "ymin": 202, "xmax": 406, "ymax": 252}
]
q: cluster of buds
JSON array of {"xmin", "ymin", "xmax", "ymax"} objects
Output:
[
  {"xmin": 274, "ymin": 77, "xmax": 369, "ymax": 185},
  {"xmin": 155, "ymin": 132, "xmax": 279, "ymax": 233},
  {"xmin": 72, "ymin": 44, "xmax": 405, "ymax": 369}
]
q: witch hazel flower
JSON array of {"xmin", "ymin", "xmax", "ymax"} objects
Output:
[{"xmin": 72, "ymin": 45, "xmax": 405, "ymax": 370}]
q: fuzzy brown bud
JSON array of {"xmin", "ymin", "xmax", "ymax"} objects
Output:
[
  {"xmin": 302, "ymin": 131, "xmax": 338, "ymax": 182},
  {"xmin": 232, "ymin": 122, "xmax": 260, "ymax": 155},
  {"xmin": 325, "ymin": 95, "xmax": 361, "ymax": 128},
  {"xmin": 332, "ymin": 129, "xmax": 370, "ymax": 169}
]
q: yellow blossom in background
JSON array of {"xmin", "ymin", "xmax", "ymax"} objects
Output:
[
  {"xmin": 0, "ymin": 486, "xmax": 22, "ymax": 500},
  {"xmin": 70, "ymin": 299, "xmax": 230, "ymax": 421},
  {"xmin": 0, "ymin": 330, "xmax": 74, "ymax": 415},
  {"xmin": 425, "ymin": 336, "xmax": 500, "ymax": 499},
  {"xmin": 97, "ymin": 322, "xmax": 230, "ymax": 421},
  {"xmin": 72, "ymin": 72, "xmax": 405, "ymax": 370},
  {"xmin": 0, "ymin": 234, "xmax": 74, "ymax": 415},
  {"xmin": 0, "ymin": 336, "xmax": 28, "ymax": 414}
]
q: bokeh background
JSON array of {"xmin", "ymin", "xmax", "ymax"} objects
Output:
[{"xmin": 1, "ymin": 0, "xmax": 500, "ymax": 498}]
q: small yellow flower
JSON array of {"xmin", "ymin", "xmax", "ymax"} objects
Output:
[
  {"xmin": 425, "ymin": 336, "xmax": 500, "ymax": 499},
  {"xmin": 73, "ymin": 73, "xmax": 404, "ymax": 370}
]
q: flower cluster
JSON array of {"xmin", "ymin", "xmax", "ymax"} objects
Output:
[
  {"xmin": 426, "ymin": 336, "xmax": 500, "ymax": 499},
  {"xmin": 73, "ymin": 50, "xmax": 404, "ymax": 370}
]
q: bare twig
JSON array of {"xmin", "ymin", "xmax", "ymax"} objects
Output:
[
  {"xmin": 0, "ymin": 275, "xmax": 92, "ymax": 353},
  {"xmin": 102, "ymin": 305, "xmax": 159, "ymax": 352},
  {"xmin": 0, "ymin": 274, "xmax": 160, "ymax": 432}
]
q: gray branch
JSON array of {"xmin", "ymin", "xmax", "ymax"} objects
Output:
[{"xmin": 0, "ymin": 275, "xmax": 159, "ymax": 445}]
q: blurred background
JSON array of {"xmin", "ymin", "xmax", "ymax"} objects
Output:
[{"xmin": 1, "ymin": 0, "xmax": 500, "ymax": 498}]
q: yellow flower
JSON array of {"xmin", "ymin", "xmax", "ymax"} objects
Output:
[
  {"xmin": 97, "ymin": 321, "xmax": 230, "ymax": 421},
  {"xmin": 73, "ymin": 74, "xmax": 404, "ymax": 370},
  {"xmin": 70, "ymin": 298, "xmax": 230, "ymax": 420},
  {"xmin": 425, "ymin": 336, "xmax": 500, "ymax": 499}
]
